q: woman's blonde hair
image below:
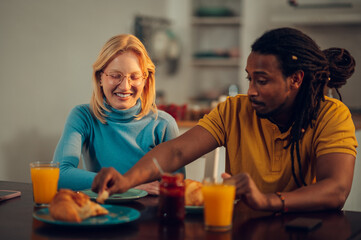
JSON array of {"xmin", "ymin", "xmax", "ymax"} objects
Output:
[{"xmin": 90, "ymin": 34, "xmax": 157, "ymax": 123}]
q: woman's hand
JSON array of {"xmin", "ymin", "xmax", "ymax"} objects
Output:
[
  {"xmin": 91, "ymin": 167, "xmax": 130, "ymax": 196},
  {"xmin": 134, "ymin": 181, "xmax": 160, "ymax": 195},
  {"xmin": 222, "ymin": 172, "xmax": 272, "ymax": 211}
]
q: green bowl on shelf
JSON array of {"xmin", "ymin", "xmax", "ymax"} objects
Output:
[{"xmin": 195, "ymin": 7, "xmax": 234, "ymax": 17}]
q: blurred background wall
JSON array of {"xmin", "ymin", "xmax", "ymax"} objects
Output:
[
  {"xmin": 1, "ymin": 0, "xmax": 360, "ymax": 188},
  {"xmin": 0, "ymin": 0, "xmax": 192, "ymax": 182}
]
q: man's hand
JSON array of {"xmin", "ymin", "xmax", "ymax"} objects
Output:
[
  {"xmin": 222, "ymin": 172, "xmax": 271, "ymax": 211},
  {"xmin": 91, "ymin": 167, "xmax": 129, "ymax": 196}
]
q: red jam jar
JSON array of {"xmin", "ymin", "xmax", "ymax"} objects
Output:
[{"xmin": 158, "ymin": 173, "xmax": 185, "ymax": 222}]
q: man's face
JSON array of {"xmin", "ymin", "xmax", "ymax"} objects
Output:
[{"xmin": 246, "ymin": 52, "xmax": 295, "ymax": 119}]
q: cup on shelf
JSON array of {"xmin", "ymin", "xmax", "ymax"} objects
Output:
[{"xmin": 30, "ymin": 161, "xmax": 59, "ymax": 207}]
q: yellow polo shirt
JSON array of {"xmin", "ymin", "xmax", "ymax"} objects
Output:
[{"xmin": 198, "ymin": 94, "xmax": 357, "ymax": 193}]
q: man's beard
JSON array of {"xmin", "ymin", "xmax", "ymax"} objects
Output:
[{"xmin": 255, "ymin": 100, "xmax": 287, "ymax": 120}]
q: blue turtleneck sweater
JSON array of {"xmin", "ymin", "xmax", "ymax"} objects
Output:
[{"xmin": 53, "ymin": 100, "xmax": 183, "ymax": 190}]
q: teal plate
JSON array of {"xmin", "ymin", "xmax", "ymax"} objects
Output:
[
  {"xmin": 81, "ymin": 189, "xmax": 148, "ymax": 203},
  {"xmin": 186, "ymin": 205, "xmax": 204, "ymax": 214},
  {"xmin": 33, "ymin": 205, "xmax": 140, "ymax": 226}
]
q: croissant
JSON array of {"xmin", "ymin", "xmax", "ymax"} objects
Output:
[
  {"xmin": 96, "ymin": 190, "xmax": 109, "ymax": 204},
  {"xmin": 49, "ymin": 189, "xmax": 109, "ymax": 222},
  {"xmin": 184, "ymin": 179, "xmax": 204, "ymax": 206}
]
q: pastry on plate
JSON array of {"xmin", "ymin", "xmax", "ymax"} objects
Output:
[
  {"xmin": 184, "ymin": 179, "xmax": 204, "ymax": 206},
  {"xmin": 49, "ymin": 189, "xmax": 108, "ymax": 222}
]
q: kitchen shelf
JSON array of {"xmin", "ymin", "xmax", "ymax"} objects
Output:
[
  {"xmin": 190, "ymin": 0, "xmax": 243, "ymax": 105},
  {"xmin": 271, "ymin": 13, "xmax": 361, "ymax": 25},
  {"xmin": 177, "ymin": 121, "xmax": 198, "ymax": 128},
  {"xmin": 192, "ymin": 58, "xmax": 240, "ymax": 67},
  {"xmin": 192, "ymin": 17, "xmax": 241, "ymax": 25}
]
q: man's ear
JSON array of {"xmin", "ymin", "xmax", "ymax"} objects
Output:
[{"xmin": 290, "ymin": 70, "xmax": 304, "ymax": 89}]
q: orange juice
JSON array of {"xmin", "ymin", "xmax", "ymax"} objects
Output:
[
  {"xmin": 202, "ymin": 183, "xmax": 236, "ymax": 231},
  {"xmin": 30, "ymin": 162, "xmax": 59, "ymax": 206}
]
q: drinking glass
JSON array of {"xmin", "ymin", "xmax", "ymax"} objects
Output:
[
  {"xmin": 30, "ymin": 161, "xmax": 59, "ymax": 207},
  {"xmin": 202, "ymin": 178, "xmax": 236, "ymax": 231}
]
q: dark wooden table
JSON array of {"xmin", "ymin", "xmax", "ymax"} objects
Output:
[{"xmin": 1, "ymin": 181, "xmax": 361, "ymax": 240}]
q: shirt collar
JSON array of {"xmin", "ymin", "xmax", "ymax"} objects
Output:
[{"xmin": 103, "ymin": 99, "xmax": 142, "ymax": 122}]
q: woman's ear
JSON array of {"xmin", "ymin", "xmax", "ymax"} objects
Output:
[{"xmin": 290, "ymin": 70, "xmax": 304, "ymax": 89}]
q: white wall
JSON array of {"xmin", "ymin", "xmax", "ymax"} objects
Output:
[
  {"xmin": 0, "ymin": 0, "xmax": 186, "ymax": 182},
  {"xmin": 343, "ymin": 130, "xmax": 361, "ymax": 212}
]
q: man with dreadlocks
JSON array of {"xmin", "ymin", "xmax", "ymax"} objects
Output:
[{"xmin": 92, "ymin": 27, "xmax": 357, "ymax": 213}]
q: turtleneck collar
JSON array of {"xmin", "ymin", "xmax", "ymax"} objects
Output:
[{"xmin": 103, "ymin": 99, "xmax": 142, "ymax": 122}]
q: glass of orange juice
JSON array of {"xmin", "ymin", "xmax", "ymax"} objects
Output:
[
  {"xmin": 202, "ymin": 178, "xmax": 236, "ymax": 232},
  {"xmin": 30, "ymin": 161, "xmax": 59, "ymax": 207}
]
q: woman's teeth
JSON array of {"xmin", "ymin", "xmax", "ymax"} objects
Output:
[{"xmin": 115, "ymin": 93, "xmax": 131, "ymax": 97}]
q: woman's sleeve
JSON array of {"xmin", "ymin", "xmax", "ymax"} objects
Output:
[{"xmin": 53, "ymin": 106, "xmax": 96, "ymax": 190}]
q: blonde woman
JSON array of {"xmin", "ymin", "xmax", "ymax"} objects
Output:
[{"xmin": 53, "ymin": 34, "xmax": 184, "ymax": 194}]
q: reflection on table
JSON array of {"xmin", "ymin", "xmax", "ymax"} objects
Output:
[{"xmin": 0, "ymin": 181, "xmax": 361, "ymax": 240}]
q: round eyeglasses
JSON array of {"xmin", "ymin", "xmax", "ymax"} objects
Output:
[{"xmin": 101, "ymin": 71, "xmax": 145, "ymax": 86}]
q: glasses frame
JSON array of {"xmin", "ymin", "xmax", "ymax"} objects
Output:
[{"xmin": 101, "ymin": 71, "xmax": 145, "ymax": 87}]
